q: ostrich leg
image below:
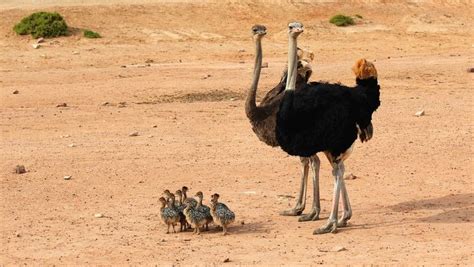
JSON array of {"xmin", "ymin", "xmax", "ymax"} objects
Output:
[
  {"xmin": 314, "ymin": 160, "xmax": 345, "ymax": 234},
  {"xmin": 280, "ymin": 157, "xmax": 310, "ymax": 216},
  {"xmin": 299, "ymin": 155, "xmax": 321, "ymax": 221},
  {"xmin": 337, "ymin": 176, "xmax": 352, "ymax": 227}
]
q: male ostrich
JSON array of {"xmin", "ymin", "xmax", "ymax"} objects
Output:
[
  {"xmin": 275, "ymin": 24, "xmax": 380, "ymax": 234},
  {"xmin": 245, "ymin": 24, "xmax": 321, "ymax": 221}
]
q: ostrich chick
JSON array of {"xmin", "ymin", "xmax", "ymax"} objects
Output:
[
  {"xmin": 175, "ymin": 189, "xmax": 188, "ymax": 231},
  {"xmin": 195, "ymin": 191, "xmax": 213, "ymax": 231},
  {"xmin": 159, "ymin": 197, "xmax": 180, "ymax": 234},
  {"xmin": 210, "ymin": 193, "xmax": 235, "ymax": 235},
  {"xmin": 182, "ymin": 186, "xmax": 198, "ymax": 207},
  {"xmin": 183, "ymin": 198, "xmax": 208, "ymax": 235}
]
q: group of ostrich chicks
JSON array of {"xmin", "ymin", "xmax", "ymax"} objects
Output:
[{"xmin": 159, "ymin": 186, "xmax": 235, "ymax": 235}]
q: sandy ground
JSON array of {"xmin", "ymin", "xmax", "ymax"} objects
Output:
[{"xmin": 1, "ymin": 0, "xmax": 473, "ymax": 265}]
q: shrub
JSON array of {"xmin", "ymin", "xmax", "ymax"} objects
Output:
[
  {"xmin": 329, "ymin": 14, "xmax": 355, "ymax": 27},
  {"xmin": 83, "ymin": 29, "xmax": 101, "ymax": 38},
  {"xmin": 13, "ymin": 12, "xmax": 68, "ymax": 38}
]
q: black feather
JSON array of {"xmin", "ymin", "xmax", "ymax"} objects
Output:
[{"xmin": 276, "ymin": 78, "xmax": 380, "ymax": 158}]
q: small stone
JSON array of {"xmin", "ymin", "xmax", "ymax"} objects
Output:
[
  {"xmin": 415, "ymin": 110, "xmax": 425, "ymax": 117},
  {"xmin": 344, "ymin": 173, "xmax": 357, "ymax": 180},
  {"xmin": 37, "ymin": 37, "xmax": 45, "ymax": 43},
  {"xmin": 467, "ymin": 68, "xmax": 474, "ymax": 73},
  {"xmin": 145, "ymin": 59, "xmax": 154, "ymax": 63},
  {"xmin": 72, "ymin": 51, "xmax": 79, "ymax": 55},
  {"xmin": 60, "ymin": 134, "xmax": 70, "ymax": 138},
  {"xmin": 148, "ymin": 135, "xmax": 153, "ymax": 138},
  {"xmin": 129, "ymin": 131, "xmax": 139, "ymax": 137},
  {"xmin": 12, "ymin": 90, "xmax": 19, "ymax": 94},
  {"xmin": 238, "ymin": 49, "xmax": 246, "ymax": 52},
  {"xmin": 223, "ymin": 258, "xmax": 230, "ymax": 263},
  {"xmin": 332, "ymin": 246, "xmax": 347, "ymax": 252},
  {"xmin": 101, "ymin": 102, "xmax": 110, "ymax": 106},
  {"xmin": 240, "ymin": 220, "xmax": 245, "ymax": 225},
  {"xmin": 68, "ymin": 143, "xmax": 76, "ymax": 147},
  {"xmin": 118, "ymin": 102, "xmax": 127, "ymax": 108},
  {"xmin": 94, "ymin": 213, "xmax": 104, "ymax": 218},
  {"xmin": 32, "ymin": 43, "xmax": 40, "ymax": 49},
  {"xmin": 15, "ymin": 165, "xmax": 26, "ymax": 174},
  {"xmin": 120, "ymin": 65, "xmax": 127, "ymax": 68},
  {"xmin": 261, "ymin": 62, "xmax": 269, "ymax": 68},
  {"xmin": 56, "ymin": 103, "xmax": 67, "ymax": 108},
  {"xmin": 64, "ymin": 175, "xmax": 72, "ymax": 180},
  {"xmin": 16, "ymin": 233, "xmax": 21, "ymax": 237},
  {"xmin": 152, "ymin": 125, "xmax": 157, "ymax": 128}
]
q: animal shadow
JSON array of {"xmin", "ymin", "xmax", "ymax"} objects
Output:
[{"xmin": 390, "ymin": 193, "xmax": 473, "ymax": 223}]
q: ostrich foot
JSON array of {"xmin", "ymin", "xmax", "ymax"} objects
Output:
[
  {"xmin": 313, "ymin": 221, "xmax": 337, "ymax": 235},
  {"xmin": 298, "ymin": 208, "xmax": 320, "ymax": 222},
  {"xmin": 280, "ymin": 207, "xmax": 304, "ymax": 216},
  {"xmin": 337, "ymin": 216, "xmax": 351, "ymax": 227}
]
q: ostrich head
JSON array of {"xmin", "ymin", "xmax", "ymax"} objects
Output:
[
  {"xmin": 211, "ymin": 193, "xmax": 220, "ymax": 203},
  {"xmin": 288, "ymin": 22, "xmax": 304, "ymax": 38},
  {"xmin": 251, "ymin": 24, "xmax": 267, "ymax": 40},
  {"xmin": 195, "ymin": 191, "xmax": 204, "ymax": 199},
  {"xmin": 159, "ymin": 197, "xmax": 167, "ymax": 207},
  {"xmin": 352, "ymin": 58, "xmax": 377, "ymax": 79}
]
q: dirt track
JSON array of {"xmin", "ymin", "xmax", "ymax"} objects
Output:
[{"xmin": 1, "ymin": 0, "xmax": 473, "ymax": 265}]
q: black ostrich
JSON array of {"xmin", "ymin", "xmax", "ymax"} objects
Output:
[{"xmin": 276, "ymin": 25, "xmax": 381, "ymax": 234}]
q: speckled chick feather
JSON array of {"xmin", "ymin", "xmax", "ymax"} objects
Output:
[
  {"xmin": 159, "ymin": 197, "xmax": 180, "ymax": 234},
  {"xmin": 210, "ymin": 193, "xmax": 235, "ymax": 235}
]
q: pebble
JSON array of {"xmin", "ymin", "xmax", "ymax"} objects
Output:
[
  {"xmin": 37, "ymin": 37, "xmax": 45, "ymax": 43},
  {"xmin": 332, "ymin": 245, "xmax": 347, "ymax": 252},
  {"xmin": 415, "ymin": 110, "xmax": 425, "ymax": 117},
  {"xmin": 32, "ymin": 43, "xmax": 40, "ymax": 49},
  {"xmin": 94, "ymin": 213, "xmax": 104, "ymax": 218},
  {"xmin": 101, "ymin": 102, "xmax": 110, "ymax": 106},
  {"xmin": 72, "ymin": 51, "xmax": 79, "ymax": 55},
  {"xmin": 344, "ymin": 173, "xmax": 357, "ymax": 180},
  {"xmin": 223, "ymin": 258, "xmax": 230, "ymax": 263},
  {"xmin": 152, "ymin": 125, "xmax": 157, "ymax": 128},
  {"xmin": 12, "ymin": 90, "xmax": 19, "ymax": 94},
  {"xmin": 15, "ymin": 165, "xmax": 26, "ymax": 174},
  {"xmin": 129, "ymin": 131, "xmax": 139, "ymax": 137},
  {"xmin": 64, "ymin": 175, "xmax": 72, "ymax": 180},
  {"xmin": 238, "ymin": 49, "xmax": 246, "ymax": 52},
  {"xmin": 68, "ymin": 143, "xmax": 76, "ymax": 147},
  {"xmin": 56, "ymin": 103, "xmax": 68, "ymax": 108}
]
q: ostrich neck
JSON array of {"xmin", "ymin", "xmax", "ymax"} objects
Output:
[
  {"xmin": 245, "ymin": 37, "xmax": 263, "ymax": 118},
  {"xmin": 285, "ymin": 35, "xmax": 298, "ymax": 91}
]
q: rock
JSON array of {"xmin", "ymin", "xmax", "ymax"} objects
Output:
[
  {"xmin": 64, "ymin": 175, "xmax": 72, "ymax": 180},
  {"xmin": 332, "ymin": 245, "xmax": 347, "ymax": 252},
  {"xmin": 223, "ymin": 258, "xmax": 230, "ymax": 263},
  {"xmin": 261, "ymin": 62, "xmax": 269, "ymax": 68},
  {"xmin": 467, "ymin": 67, "xmax": 474, "ymax": 73},
  {"xmin": 72, "ymin": 51, "xmax": 79, "ymax": 55},
  {"xmin": 152, "ymin": 125, "xmax": 157, "ymax": 128},
  {"xmin": 68, "ymin": 143, "xmax": 76, "ymax": 147},
  {"xmin": 145, "ymin": 59, "xmax": 154, "ymax": 63},
  {"xmin": 147, "ymin": 135, "xmax": 154, "ymax": 138},
  {"xmin": 94, "ymin": 213, "xmax": 104, "ymax": 218},
  {"xmin": 12, "ymin": 90, "xmax": 19, "ymax": 94},
  {"xmin": 15, "ymin": 165, "xmax": 26, "ymax": 174},
  {"xmin": 240, "ymin": 220, "xmax": 245, "ymax": 225},
  {"xmin": 16, "ymin": 233, "xmax": 21, "ymax": 237},
  {"xmin": 56, "ymin": 103, "xmax": 67, "ymax": 108},
  {"xmin": 415, "ymin": 110, "xmax": 425, "ymax": 117},
  {"xmin": 129, "ymin": 131, "xmax": 139, "ymax": 137},
  {"xmin": 344, "ymin": 173, "xmax": 357, "ymax": 180},
  {"xmin": 37, "ymin": 37, "xmax": 45, "ymax": 43},
  {"xmin": 101, "ymin": 102, "xmax": 110, "ymax": 106},
  {"xmin": 32, "ymin": 43, "xmax": 40, "ymax": 49}
]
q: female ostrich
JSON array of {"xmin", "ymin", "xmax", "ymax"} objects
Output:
[
  {"xmin": 276, "ymin": 23, "xmax": 380, "ymax": 234},
  {"xmin": 245, "ymin": 24, "xmax": 322, "ymax": 222}
]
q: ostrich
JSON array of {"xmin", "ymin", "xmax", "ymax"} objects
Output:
[
  {"xmin": 245, "ymin": 24, "xmax": 321, "ymax": 221},
  {"xmin": 275, "ymin": 23, "xmax": 380, "ymax": 234}
]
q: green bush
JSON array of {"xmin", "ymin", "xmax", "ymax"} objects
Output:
[
  {"xmin": 329, "ymin": 14, "xmax": 355, "ymax": 27},
  {"xmin": 13, "ymin": 12, "xmax": 68, "ymax": 38},
  {"xmin": 83, "ymin": 29, "xmax": 101, "ymax": 38}
]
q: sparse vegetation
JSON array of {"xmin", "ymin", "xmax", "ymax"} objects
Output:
[
  {"xmin": 13, "ymin": 12, "xmax": 68, "ymax": 38},
  {"xmin": 329, "ymin": 14, "xmax": 355, "ymax": 27},
  {"xmin": 83, "ymin": 29, "xmax": 101, "ymax": 38}
]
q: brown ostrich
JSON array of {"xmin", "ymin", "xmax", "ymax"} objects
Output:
[{"xmin": 245, "ymin": 23, "xmax": 321, "ymax": 221}]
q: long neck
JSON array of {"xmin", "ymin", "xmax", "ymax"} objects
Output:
[
  {"xmin": 177, "ymin": 194, "xmax": 182, "ymax": 205},
  {"xmin": 285, "ymin": 35, "xmax": 298, "ymax": 91},
  {"xmin": 196, "ymin": 196, "xmax": 202, "ymax": 208},
  {"xmin": 183, "ymin": 190, "xmax": 187, "ymax": 199},
  {"xmin": 245, "ymin": 36, "xmax": 263, "ymax": 119}
]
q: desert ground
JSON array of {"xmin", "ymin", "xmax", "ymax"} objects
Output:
[{"xmin": 1, "ymin": 0, "xmax": 473, "ymax": 265}]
